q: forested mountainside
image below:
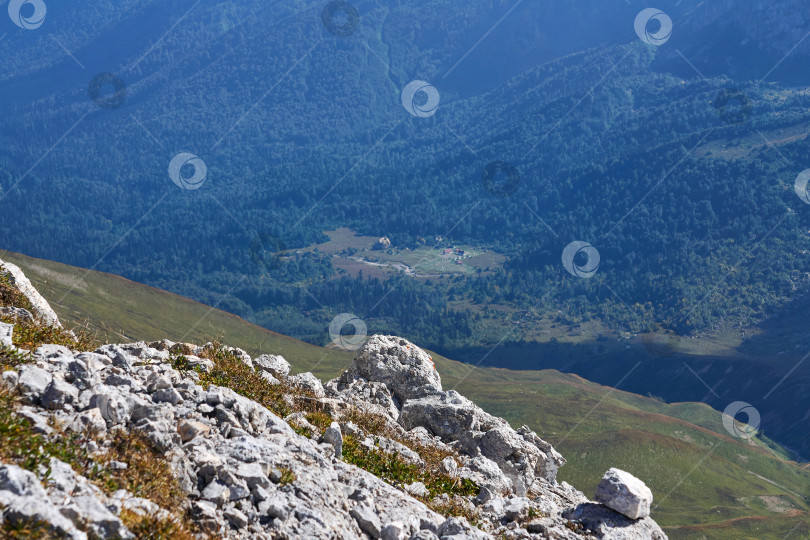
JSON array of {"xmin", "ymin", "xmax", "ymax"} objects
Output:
[{"xmin": 1, "ymin": 0, "xmax": 810, "ymax": 348}]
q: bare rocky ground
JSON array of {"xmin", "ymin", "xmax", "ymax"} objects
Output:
[{"xmin": 0, "ymin": 258, "xmax": 666, "ymax": 539}]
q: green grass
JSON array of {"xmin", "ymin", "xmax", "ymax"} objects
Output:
[
  {"xmin": 301, "ymin": 228, "xmax": 505, "ymax": 278},
  {"xmin": 0, "ymin": 251, "xmax": 354, "ymax": 382},
  {"xmin": 3, "ymin": 250, "xmax": 809, "ymax": 538}
]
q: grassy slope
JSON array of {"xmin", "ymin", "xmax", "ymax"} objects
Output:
[{"xmin": 2, "ymin": 250, "xmax": 808, "ymax": 539}]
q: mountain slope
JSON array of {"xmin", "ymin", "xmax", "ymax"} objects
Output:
[{"xmin": 3, "ymin": 250, "xmax": 808, "ymax": 539}]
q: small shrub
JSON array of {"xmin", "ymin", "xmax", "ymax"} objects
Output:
[
  {"xmin": 0, "ymin": 316, "xmax": 98, "ymax": 353},
  {"xmin": 196, "ymin": 342, "xmax": 314, "ymax": 419},
  {"xmin": 120, "ymin": 509, "xmax": 196, "ymax": 540},
  {"xmin": 0, "ymin": 345, "xmax": 33, "ymax": 369},
  {"xmin": 0, "ymin": 507, "xmax": 59, "ymax": 539},
  {"xmin": 278, "ymin": 467, "xmax": 296, "ymax": 485},
  {"xmin": 342, "ymin": 435, "xmax": 478, "ymax": 503},
  {"xmin": 0, "ymin": 386, "xmax": 97, "ymax": 476},
  {"xmin": 430, "ymin": 497, "xmax": 482, "ymax": 528},
  {"xmin": 305, "ymin": 411, "xmax": 333, "ymax": 431},
  {"xmin": 0, "ymin": 271, "xmax": 33, "ymax": 311},
  {"xmin": 101, "ymin": 430, "xmax": 190, "ymax": 513}
]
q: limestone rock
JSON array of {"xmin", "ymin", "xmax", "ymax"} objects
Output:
[
  {"xmin": 0, "ymin": 259, "xmax": 62, "ymax": 328},
  {"xmin": 564, "ymin": 502, "xmax": 667, "ymax": 539},
  {"xmin": 594, "ymin": 468, "xmax": 653, "ymax": 520},
  {"xmin": 0, "ymin": 322, "xmax": 13, "ymax": 347},
  {"xmin": 253, "ymin": 354, "xmax": 291, "ymax": 378},
  {"xmin": 288, "ymin": 371, "xmax": 325, "ymax": 397},
  {"xmin": 0, "ymin": 306, "xmax": 34, "ymax": 324},
  {"xmin": 330, "ymin": 335, "xmax": 441, "ymax": 404},
  {"xmin": 322, "ymin": 421, "xmax": 343, "ymax": 459},
  {"xmin": 350, "ymin": 503, "xmax": 382, "ymax": 538}
]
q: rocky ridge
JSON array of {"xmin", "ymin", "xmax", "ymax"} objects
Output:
[{"xmin": 0, "ymin": 259, "xmax": 667, "ymax": 539}]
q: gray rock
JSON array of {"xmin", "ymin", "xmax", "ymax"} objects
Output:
[
  {"xmin": 475, "ymin": 486, "xmax": 494, "ymax": 504},
  {"xmin": 350, "ymin": 503, "xmax": 382, "ymax": 538},
  {"xmin": 95, "ymin": 345, "xmax": 138, "ymax": 371},
  {"xmin": 2, "ymin": 495, "xmax": 87, "ymax": 540},
  {"xmin": 71, "ymin": 407, "xmax": 107, "ymax": 434},
  {"xmin": 0, "ymin": 321, "xmax": 13, "ymax": 347},
  {"xmin": 253, "ymin": 354, "xmax": 291, "ymax": 378},
  {"xmin": 153, "ymin": 387, "xmax": 183, "ymax": 404},
  {"xmin": 563, "ymin": 502, "xmax": 668, "ymax": 539},
  {"xmin": 75, "ymin": 352, "xmax": 111, "ymax": 368},
  {"xmin": 16, "ymin": 406, "xmax": 52, "ymax": 435},
  {"xmin": 525, "ymin": 517, "xmax": 555, "ymax": 534},
  {"xmin": 288, "ymin": 371, "xmax": 325, "ymax": 398},
  {"xmin": 96, "ymin": 392, "xmax": 130, "ymax": 425},
  {"xmin": 224, "ymin": 506, "xmax": 249, "ymax": 528},
  {"xmin": 206, "ymin": 386, "xmax": 237, "ymax": 407},
  {"xmin": 259, "ymin": 371, "xmax": 279, "ymax": 385},
  {"xmin": 202, "ymin": 479, "xmax": 231, "ymax": 506},
  {"xmin": 441, "ymin": 456, "xmax": 458, "ymax": 476},
  {"xmin": 191, "ymin": 500, "xmax": 220, "ymax": 534},
  {"xmin": 2, "ymin": 369, "xmax": 19, "ymax": 387},
  {"xmin": 48, "ymin": 458, "xmax": 77, "ymax": 494},
  {"xmin": 503, "ymin": 497, "xmax": 529, "ymax": 522},
  {"xmin": 222, "ymin": 346, "xmax": 252, "ymax": 368},
  {"xmin": 402, "ymin": 394, "xmax": 562, "ymax": 493},
  {"xmin": 41, "ymin": 378, "xmax": 80, "ymax": 409},
  {"xmin": 437, "ymin": 516, "xmax": 489, "ymax": 539},
  {"xmin": 0, "ymin": 260, "xmax": 62, "ymax": 327},
  {"xmin": 376, "ymin": 436, "xmax": 423, "ymax": 465},
  {"xmin": 399, "ymin": 391, "xmax": 489, "ymax": 441},
  {"xmin": 322, "ymin": 421, "xmax": 343, "ymax": 459},
  {"xmin": 234, "ymin": 462, "xmax": 270, "ymax": 490},
  {"xmin": 135, "ymin": 418, "xmax": 180, "ymax": 451},
  {"xmin": 259, "ymin": 494, "xmax": 291, "ymax": 520},
  {"xmin": 595, "ymin": 468, "xmax": 653, "ymax": 519},
  {"xmin": 412, "ymin": 531, "xmax": 440, "ymax": 540},
  {"xmin": 405, "ymin": 481, "xmax": 429, "ymax": 498},
  {"xmin": 0, "ymin": 464, "xmax": 48, "ymax": 497},
  {"xmin": 66, "ymin": 359, "xmax": 99, "ymax": 390},
  {"xmin": 381, "ymin": 521, "xmax": 408, "ymax": 540},
  {"xmin": 177, "ymin": 419, "xmax": 210, "ymax": 442},
  {"xmin": 105, "ymin": 373, "xmax": 140, "ymax": 388},
  {"xmin": 65, "ymin": 494, "xmax": 132, "ymax": 539},
  {"xmin": 0, "ymin": 306, "xmax": 34, "ymax": 324},
  {"xmin": 35, "ymin": 344, "xmax": 73, "ymax": 360},
  {"xmin": 18, "ymin": 364, "xmax": 53, "ymax": 397},
  {"xmin": 329, "ymin": 335, "xmax": 442, "ymax": 404}
]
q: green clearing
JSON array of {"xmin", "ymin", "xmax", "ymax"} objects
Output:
[
  {"xmin": 304, "ymin": 228, "xmax": 506, "ymax": 278},
  {"xmin": 2, "ymin": 250, "xmax": 808, "ymax": 539}
]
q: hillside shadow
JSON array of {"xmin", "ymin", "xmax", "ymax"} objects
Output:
[{"xmin": 439, "ymin": 329, "xmax": 810, "ymax": 460}]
